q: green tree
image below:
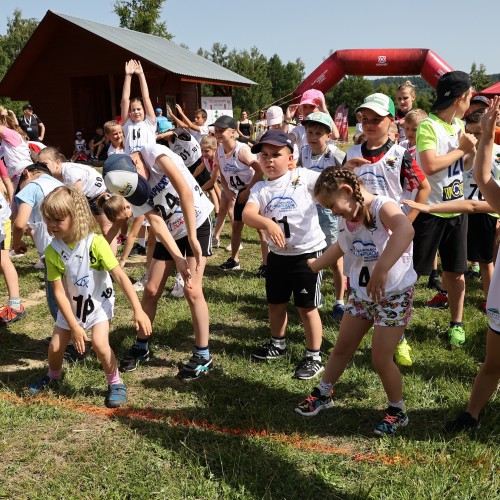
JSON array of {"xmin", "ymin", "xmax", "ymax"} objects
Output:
[
  {"xmin": 113, "ymin": 0, "xmax": 172, "ymax": 38},
  {"xmin": 469, "ymin": 63, "xmax": 491, "ymax": 92},
  {"xmin": 267, "ymin": 55, "xmax": 305, "ymax": 108},
  {"xmin": 325, "ymin": 76, "xmax": 374, "ymax": 124},
  {"xmin": 0, "ymin": 9, "xmax": 38, "ymax": 80}
]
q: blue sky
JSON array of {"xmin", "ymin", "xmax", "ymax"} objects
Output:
[{"xmin": 2, "ymin": 0, "xmax": 499, "ymax": 78}]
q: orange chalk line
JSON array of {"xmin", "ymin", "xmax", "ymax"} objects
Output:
[{"xmin": 0, "ymin": 392, "xmax": 490, "ymax": 468}]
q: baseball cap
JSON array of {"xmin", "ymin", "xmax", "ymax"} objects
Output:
[
  {"xmin": 251, "ymin": 129, "xmax": 293, "ymax": 154},
  {"xmin": 266, "ymin": 106, "xmax": 283, "ymax": 126},
  {"xmin": 155, "ymin": 107, "xmax": 162, "ymax": 114},
  {"xmin": 302, "ymin": 111, "xmax": 334, "ymax": 132},
  {"xmin": 356, "ymin": 93, "xmax": 395, "ymax": 117},
  {"xmin": 76, "ymin": 131, "xmax": 83, "ymax": 136},
  {"xmin": 470, "ymin": 95, "xmax": 490, "ymax": 107},
  {"xmin": 103, "ymin": 154, "xmax": 151, "ymax": 206},
  {"xmin": 23, "ymin": 104, "xmax": 33, "ymax": 110},
  {"xmin": 210, "ymin": 115, "xmax": 237, "ymax": 129},
  {"xmin": 300, "ymin": 89, "xmax": 325, "ymax": 107},
  {"xmin": 431, "ymin": 71, "xmax": 471, "ymax": 112}
]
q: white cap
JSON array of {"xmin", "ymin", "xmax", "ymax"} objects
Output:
[{"xmin": 266, "ymin": 106, "xmax": 283, "ymax": 126}]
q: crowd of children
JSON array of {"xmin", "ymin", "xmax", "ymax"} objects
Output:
[{"xmin": 1, "ymin": 62, "xmax": 500, "ymax": 436}]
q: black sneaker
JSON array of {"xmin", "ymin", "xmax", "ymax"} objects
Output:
[
  {"xmin": 177, "ymin": 353, "xmax": 213, "ymax": 380},
  {"xmin": 445, "ymin": 411, "xmax": 480, "ymax": 433},
  {"xmin": 294, "ymin": 356, "xmax": 324, "ymax": 380},
  {"xmin": 63, "ymin": 342, "xmax": 91, "ymax": 363},
  {"xmin": 128, "ymin": 243, "xmax": 147, "ymax": 256},
  {"xmin": 219, "ymin": 257, "xmax": 241, "ymax": 271},
  {"xmin": 119, "ymin": 345, "xmax": 150, "ymax": 372},
  {"xmin": 256, "ymin": 264, "xmax": 267, "ymax": 278},
  {"xmin": 251, "ymin": 342, "xmax": 286, "ymax": 361}
]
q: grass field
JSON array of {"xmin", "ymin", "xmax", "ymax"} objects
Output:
[{"xmin": 0, "ymin": 218, "xmax": 499, "ymax": 499}]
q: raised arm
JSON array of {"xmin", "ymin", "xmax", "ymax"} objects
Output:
[
  {"xmin": 135, "ymin": 61, "xmax": 156, "ymax": 121},
  {"xmin": 121, "ymin": 59, "xmax": 137, "ymax": 123}
]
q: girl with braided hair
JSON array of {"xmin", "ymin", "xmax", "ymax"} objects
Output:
[
  {"xmin": 295, "ymin": 167, "xmax": 417, "ymax": 436},
  {"xmin": 28, "ymin": 186, "xmax": 151, "ymax": 408}
]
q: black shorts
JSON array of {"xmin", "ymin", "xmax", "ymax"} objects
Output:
[
  {"xmin": 152, "ymin": 218, "xmax": 212, "ymax": 261},
  {"xmin": 233, "ymin": 189, "xmax": 248, "ymax": 222},
  {"xmin": 87, "ymin": 194, "xmax": 107, "ymax": 216},
  {"xmin": 412, "ymin": 212, "xmax": 468, "ymax": 275},
  {"xmin": 266, "ymin": 250, "xmax": 323, "ymax": 308},
  {"xmin": 467, "ymin": 213, "xmax": 498, "ymax": 263},
  {"xmin": 188, "ymin": 159, "xmax": 212, "ymax": 188}
]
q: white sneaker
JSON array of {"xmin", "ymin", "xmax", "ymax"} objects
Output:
[
  {"xmin": 34, "ymin": 258, "xmax": 45, "ymax": 269},
  {"xmin": 133, "ymin": 272, "xmax": 147, "ymax": 292},
  {"xmin": 170, "ymin": 273, "xmax": 185, "ymax": 298},
  {"xmin": 225, "ymin": 243, "xmax": 243, "ymax": 252},
  {"xmin": 9, "ymin": 249, "xmax": 25, "ymax": 258}
]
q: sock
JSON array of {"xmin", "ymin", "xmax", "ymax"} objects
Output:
[
  {"xmin": 306, "ymin": 348, "xmax": 321, "ymax": 361},
  {"xmin": 450, "ymin": 321, "xmax": 463, "ymax": 328},
  {"xmin": 134, "ymin": 338, "xmax": 149, "ymax": 351},
  {"xmin": 137, "ymin": 238, "xmax": 146, "ymax": 247},
  {"xmin": 319, "ymin": 379, "xmax": 333, "ymax": 396},
  {"xmin": 8, "ymin": 297, "xmax": 21, "ymax": 309},
  {"xmin": 388, "ymin": 400, "xmax": 406, "ymax": 412},
  {"xmin": 334, "ymin": 299, "xmax": 345, "ymax": 306},
  {"xmin": 106, "ymin": 368, "xmax": 122, "ymax": 386},
  {"xmin": 195, "ymin": 345, "xmax": 210, "ymax": 360},
  {"xmin": 439, "ymin": 290, "xmax": 448, "ymax": 296},
  {"xmin": 271, "ymin": 337, "xmax": 286, "ymax": 348},
  {"xmin": 398, "ymin": 334, "xmax": 406, "ymax": 345},
  {"xmin": 48, "ymin": 369, "xmax": 62, "ymax": 380}
]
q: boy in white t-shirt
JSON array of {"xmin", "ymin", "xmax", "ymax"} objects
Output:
[
  {"xmin": 168, "ymin": 105, "xmax": 209, "ymax": 143},
  {"xmin": 243, "ymin": 130, "xmax": 326, "ymax": 380}
]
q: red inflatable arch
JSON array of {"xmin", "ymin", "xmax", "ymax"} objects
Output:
[{"xmin": 293, "ymin": 49, "xmax": 454, "ymax": 100}]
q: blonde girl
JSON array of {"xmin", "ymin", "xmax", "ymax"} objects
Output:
[
  {"xmin": 395, "ymin": 81, "xmax": 417, "ymax": 141},
  {"xmin": 295, "ymin": 168, "xmax": 416, "ymax": 436},
  {"xmin": 28, "ymin": 186, "xmax": 151, "ymax": 408}
]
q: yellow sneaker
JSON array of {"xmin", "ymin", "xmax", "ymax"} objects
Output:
[{"xmin": 394, "ymin": 338, "xmax": 412, "ymax": 366}]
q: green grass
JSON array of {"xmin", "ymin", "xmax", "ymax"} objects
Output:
[{"xmin": 0, "ymin": 227, "xmax": 499, "ymax": 499}]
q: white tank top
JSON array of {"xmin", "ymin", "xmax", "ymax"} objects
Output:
[
  {"xmin": 61, "ymin": 162, "xmax": 105, "ymax": 200},
  {"xmin": 168, "ymin": 132, "xmax": 202, "ymax": 168},
  {"xmin": 338, "ymin": 195, "xmax": 417, "ymax": 301},
  {"xmin": 416, "ymin": 117, "xmax": 464, "ymax": 205},
  {"xmin": 346, "ymin": 143, "xmax": 406, "ymax": 202},
  {"xmin": 51, "ymin": 234, "xmax": 114, "ymax": 329},
  {"xmin": 123, "ymin": 116, "xmax": 157, "ymax": 154},
  {"xmin": 217, "ymin": 142, "xmax": 255, "ymax": 190}
]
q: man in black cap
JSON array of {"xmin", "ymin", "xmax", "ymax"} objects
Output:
[
  {"xmin": 18, "ymin": 104, "xmax": 45, "ymax": 142},
  {"xmin": 413, "ymin": 71, "xmax": 477, "ymax": 347}
]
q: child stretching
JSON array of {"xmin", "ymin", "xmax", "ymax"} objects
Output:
[
  {"xmin": 121, "ymin": 59, "xmax": 156, "ymax": 154},
  {"xmin": 295, "ymin": 168, "xmax": 417, "ymax": 436},
  {"xmin": 28, "ymin": 186, "xmax": 151, "ymax": 408},
  {"xmin": 243, "ymin": 130, "xmax": 326, "ymax": 379},
  {"xmin": 446, "ymin": 97, "xmax": 500, "ymax": 432}
]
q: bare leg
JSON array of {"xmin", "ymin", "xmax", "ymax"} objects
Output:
[
  {"xmin": 297, "ymin": 306, "xmax": 322, "ymax": 351},
  {"xmin": 445, "ymin": 271, "xmax": 465, "ymax": 323},
  {"xmin": 269, "ymin": 303, "xmax": 288, "ymax": 338}
]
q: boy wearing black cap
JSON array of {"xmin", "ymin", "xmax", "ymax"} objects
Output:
[
  {"xmin": 415, "ymin": 70, "xmax": 477, "ymax": 347},
  {"xmin": 243, "ymin": 130, "xmax": 326, "ymax": 379}
]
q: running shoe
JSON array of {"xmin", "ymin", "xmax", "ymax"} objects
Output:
[
  {"xmin": 448, "ymin": 325, "xmax": 465, "ymax": 347},
  {"xmin": 119, "ymin": 345, "xmax": 150, "ymax": 372},
  {"xmin": 426, "ymin": 292, "xmax": 449, "ymax": 309},
  {"xmin": 0, "ymin": 304, "xmax": 27, "ymax": 326},
  {"xmin": 129, "ymin": 243, "xmax": 147, "ymax": 256},
  {"xmin": 394, "ymin": 338, "xmax": 412, "ymax": 366},
  {"xmin": 331, "ymin": 303, "xmax": 345, "ymax": 321},
  {"xmin": 177, "ymin": 353, "xmax": 213, "ymax": 380},
  {"xmin": 28, "ymin": 375, "xmax": 60, "ymax": 395},
  {"xmin": 445, "ymin": 411, "xmax": 480, "ymax": 433},
  {"xmin": 294, "ymin": 356, "xmax": 324, "ymax": 380},
  {"xmin": 251, "ymin": 342, "xmax": 286, "ymax": 361},
  {"xmin": 170, "ymin": 273, "xmax": 185, "ymax": 298},
  {"xmin": 295, "ymin": 387, "xmax": 334, "ymax": 417},
  {"xmin": 256, "ymin": 264, "xmax": 267, "ymax": 278},
  {"xmin": 374, "ymin": 406, "xmax": 409, "ymax": 436},
  {"xmin": 105, "ymin": 383, "xmax": 127, "ymax": 408},
  {"xmin": 219, "ymin": 257, "xmax": 240, "ymax": 271}
]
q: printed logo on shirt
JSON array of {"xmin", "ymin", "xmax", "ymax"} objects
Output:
[
  {"xmin": 150, "ymin": 175, "xmax": 171, "ymax": 200},
  {"xmin": 264, "ymin": 196, "xmax": 297, "ymax": 214},
  {"xmin": 291, "ymin": 174, "xmax": 303, "ymax": 188},
  {"xmin": 385, "ymin": 157, "xmax": 397, "ymax": 168},
  {"xmin": 223, "ymin": 163, "xmax": 241, "ymax": 174},
  {"xmin": 352, "ymin": 240, "xmax": 379, "ymax": 262},
  {"xmin": 75, "ymin": 275, "xmax": 90, "ymax": 288},
  {"xmin": 442, "ymin": 179, "xmax": 463, "ymax": 201},
  {"xmin": 358, "ymin": 171, "xmax": 389, "ymax": 193}
]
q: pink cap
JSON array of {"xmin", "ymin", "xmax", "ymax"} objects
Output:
[{"xmin": 300, "ymin": 89, "xmax": 325, "ymax": 107}]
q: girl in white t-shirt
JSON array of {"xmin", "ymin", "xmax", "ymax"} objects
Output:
[
  {"xmin": 121, "ymin": 59, "xmax": 157, "ymax": 154},
  {"xmin": 295, "ymin": 167, "xmax": 417, "ymax": 437}
]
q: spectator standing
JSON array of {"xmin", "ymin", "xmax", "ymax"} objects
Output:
[{"xmin": 18, "ymin": 104, "xmax": 45, "ymax": 142}]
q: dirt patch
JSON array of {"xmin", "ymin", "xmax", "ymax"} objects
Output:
[{"xmin": 22, "ymin": 289, "xmax": 46, "ymax": 308}]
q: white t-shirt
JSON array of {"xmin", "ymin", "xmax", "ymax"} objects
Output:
[
  {"xmin": 123, "ymin": 116, "xmax": 157, "ymax": 154},
  {"xmin": 132, "ymin": 144, "xmax": 213, "ymax": 239},
  {"xmin": 248, "ymin": 168, "xmax": 326, "ymax": 256},
  {"xmin": 191, "ymin": 125, "xmax": 209, "ymax": 143},
  {"xmin": 61, "ymin": 162, "xmax": 105, "ymax": 200},
  {"xmin": 338, "ymin": 195, "xmax": 417, "ymax": 301},
  {"xmin": 299, "ymin": 143, "xmax": 345, "ymax": 172}
]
